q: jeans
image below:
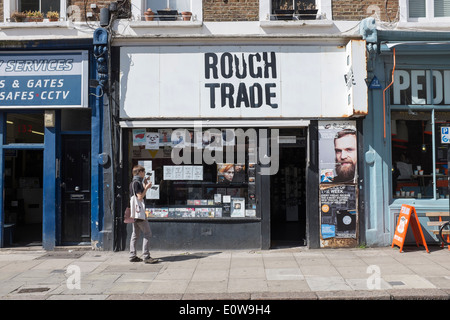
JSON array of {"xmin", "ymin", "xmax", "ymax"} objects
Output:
[{"xmin": 129, "ymin": 219, "xmax": 152, "ymax": 260}]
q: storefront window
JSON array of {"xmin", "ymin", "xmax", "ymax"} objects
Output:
[
  {"xmin": 391, "ymin": 111, "xmax": 450, "ymax": 199},
  {"xmin": 6, "ymin": 113, "xmax": 44, "ymax": 144},
  {"xmin": 128, "ymin": 128, "xmax": 258, "ymax": 219}
]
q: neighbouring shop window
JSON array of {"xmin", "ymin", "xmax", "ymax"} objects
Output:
[
  {"xmin": 391, "ymin": 111, "xmax": 450, "ymax": 199},
  {"xmin": 128, "ymin": 128, "xmax": 258, "ymax": 219},
  {"xmin": 6, "ymin": 113, "xmax": 44, "ymax": 144}
]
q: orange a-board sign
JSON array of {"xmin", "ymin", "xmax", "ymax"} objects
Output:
[{"xmin": 392, "ymin": 204, "xmax": 429, "ymax": 253}]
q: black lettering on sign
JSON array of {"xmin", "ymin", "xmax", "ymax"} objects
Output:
[{"xmin": 204, "ymin": 52, "xmax": 279, "ymax": 109}]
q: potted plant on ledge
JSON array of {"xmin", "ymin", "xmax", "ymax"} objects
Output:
[
  {"xmin": 181, "ymin": 11, "xmax": 192, "ymax": 21},
  {"xmin": 157, "ymin": 7, "xmax": 178, "ymax": 21},
  {"xmin": 274, "ymin": 1, "xmax": 294, "ymax": 20},
  {"xmin": 26, "ymin": 10, "xmax": 44, "ymax": 22},
  {"xmin": 297, "ymin": 2, "xmax": 318, "ymax": 20},
  {"xmin": 46, "ymin": 11, "xmax": 59, "ymax": 22},
  {"xmin": 11, "ymin": 11, "xmax": 27, "ymax": 22},
  {"xmin": 144, "ymin": 8, "xmax": 155, "ymax": 21}
]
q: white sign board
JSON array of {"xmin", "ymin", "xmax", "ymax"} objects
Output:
[
  {"xmin": 120, "ymin": 41, "xmax": 367, "ymax": 119},
  {"xmin": 0, "ymin": 51, "xmax": 89, "ymax": 108}
]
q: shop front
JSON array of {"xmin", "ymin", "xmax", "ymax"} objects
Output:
[
  {"xmin": 361, "ymin": 18, "xmax": 450, "ymax": 246},
  {"xmin": 116, "ymin": 39, "xmax": 367, "ymax": 249},
  {"xmin": 0, "ymin": 43, "xmax": 106, "ymax": 250}
]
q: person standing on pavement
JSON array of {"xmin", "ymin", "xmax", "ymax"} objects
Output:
[{"xmin": 129, "ymin": 165, "xmax": 159, "ymax": 264}]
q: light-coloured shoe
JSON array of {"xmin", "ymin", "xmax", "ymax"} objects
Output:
[{"xmin": 143, "ymin": 257, "xmax": 159, "ymax": 264}]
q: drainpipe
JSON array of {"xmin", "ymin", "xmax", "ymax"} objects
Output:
[
  {"xmin": 383, "ymin": 47, "xmax": 396, "ymax": 140},
  {"xmin": 92, "ymin": 27, "xmax": 109, "ymax": 249}
]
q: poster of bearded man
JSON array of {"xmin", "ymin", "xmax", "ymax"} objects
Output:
[{"xmin": 318, "ymin": 121, "xmax": 357, "ymax": 184}]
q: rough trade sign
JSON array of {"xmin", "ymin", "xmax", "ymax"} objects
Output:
[
  {"xmin": 119, "ymin": 42, "xmax": 367, "ymax": 118},
  {"xmin": 0, "ymin": 51, "xmax": 89, "ymax": 108},
  {"xmin": 204, "ymin": 52, "xmax": 279, "ymax": 109}
]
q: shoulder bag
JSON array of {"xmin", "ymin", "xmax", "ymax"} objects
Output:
[{"xmin": 129, "ymin": 180, "xmax": 147, "ymax": 221}]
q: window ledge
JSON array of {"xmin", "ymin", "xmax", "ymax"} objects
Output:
[
  {"xmin": 0, "ymin": 21, "xmax": 68, "ymax": 29},
  {"xmin": 129, "ymin": 20, "xmax": 203, "ymax": 28},
  {"xmin": 147, "ymin": 217, "xmax": 261, "ymax": 222},
  {"xmin": 397, "ymin": 21, "xmax": 450, "ymax": 29},
  {"xmin": 260, "ymin": 19, "xmax": 334, "ymax": 28}
]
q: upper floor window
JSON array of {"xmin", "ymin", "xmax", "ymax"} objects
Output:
[
  {"xmin": 402, "ymin": 0, "xmax": 450, "ymax": 21},
  {"xmin": 146, "ymin": 0, "xmax": 190, "ymax": 12},
  {"xmin": 133, "ymin": 0, "xmax": 201, "ymax": 21},
  {"xmin": 4, "ymin": 0, "xmax": 66, "ymax": 23},
  {"xmin": 260, "ymin": 0, "xmax": 331, "ymax": 21},
  {"xmin": 272, "ymin": 0, "xmax": 316, "ymax": 11},
  {"xmin": 271, "ymin": 0, "xmax": 317, "ymax": 19},
  {"xmin": 19, "ymin": 0, "xmax": 60, "ymax": 15}
]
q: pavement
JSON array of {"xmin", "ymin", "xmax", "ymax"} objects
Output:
[{"xmin": 0, "ymin": 245, "xmax": 449, "ymax": 302}]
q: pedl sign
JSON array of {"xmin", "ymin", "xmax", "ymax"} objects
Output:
[
  {"xmin": 392, "ymin": 69, "xmax": 450, "ymax": 105},
  {"xmin": 0, "ymin": 51, "xmax": 89, "ymax": 108}
]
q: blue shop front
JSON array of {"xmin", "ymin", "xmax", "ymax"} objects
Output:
[
  {"xmin": 0, "ymin": 37, "xmax": 111, "ymax": 250},
  {"xmin": 361, "ymin": 18, "xmax": 450, "ymax": 247}
]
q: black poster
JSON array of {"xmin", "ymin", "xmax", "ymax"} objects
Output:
[{"xmin": 320, "ymin": 185, "xmax": 357, "ymax": 239}]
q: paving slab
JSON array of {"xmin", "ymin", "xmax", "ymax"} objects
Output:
[
  {"xmin": 251, "ymin": 292, "xmax": 318, "ymax": 300},
  {"xmin": 389, "ymin": 289, "xmax": 449, "ymax": 300},
  {"xmin": 265, "ymin": 268, "xmax": 303, "ymax": 281},
  {"xmin": 315, "ymin": 290, "xmax": 391, "ymax": 300},
  {"xmin": 182, "ymin": 293, "xmax": 251, "ymax": 300},
  {"xmin": 47, "ymin": 294, "xmax": 109, "ymax": 300},
  {"xmin": 305, "ymin": 276, "xmax": 352, "ymax": 291}
]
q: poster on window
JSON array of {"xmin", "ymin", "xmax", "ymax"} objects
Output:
[
  {"xmin": 231, "ymin": 198, "xmax": 245, "ymax": 217},
  {"xmin": 217, "ymin": 163, "xmax": 246, "ymax": 184},
  {"xmin": 145, "ymin": 132, "xmax": 160, "ymax": 150},
  {"xmin": 158, "ymin": 129, "xmax": 172, "ymax": 146},
  {"xmin": 320, "ymin": 185, "xmax": 357, "ymax": 247},
  {"xmin": 319, "ymin": 121, "xmax": 357, "ymax": 184},
  {"xmin": 133, "ymin": 129, "xmax": 146, "ymax": 146},
  {"xmin": 217, "ymin": 163, "xmax": 235, "ymax": 184}
]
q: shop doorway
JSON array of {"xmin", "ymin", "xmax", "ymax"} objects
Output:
[
  {"xmin": 270, "ymin": 129, "xmax": 307, "ymax": 247},
  {"xmin": 4, "ymin": 150, "xmax": 43, "ymax": 246},
  {"xmin": 61, "ymin": 135, "xmax": 91, "ymax": 244}
]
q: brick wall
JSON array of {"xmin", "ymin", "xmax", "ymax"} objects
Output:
[
  {"xmin": 332, "ymin": 0, "xmax": 399, "ymax": 22},
  {"xmin": 68, "ymin": 0, "xmax": 116, "ymax": 21},
  {"xmin": 203, "ymin": 0, "xmax": 259, "ymax": 22}
]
